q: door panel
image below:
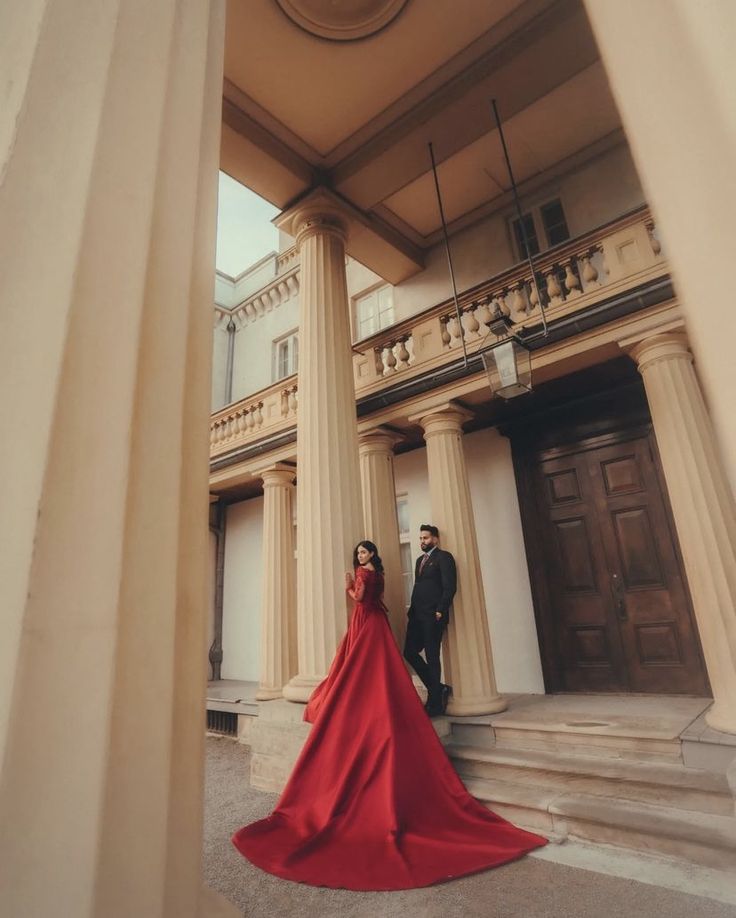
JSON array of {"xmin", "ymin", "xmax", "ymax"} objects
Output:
[
  {"xmin": 533, "ymin": 452, "xmax": 628, "ymax": 692},
  {"xmin": 589, "ymin": 436, "xmax": 708, "ymax": 694}
]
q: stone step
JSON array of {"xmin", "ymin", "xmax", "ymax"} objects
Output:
[
  {"xmin": 463, "ymin": 775, "xmax": 736, "ymax": 870},
  {"xmin": 492, "ymin": 723, "xmax": 683, "ymax": 762},
  {"xmin": 448, "ymin": 743, "xmax": 733, "ymax": 816}
]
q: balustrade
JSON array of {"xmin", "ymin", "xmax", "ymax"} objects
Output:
[{"xmin": 210, "ymin": 207, "xmax": 666, "ymax": 459}]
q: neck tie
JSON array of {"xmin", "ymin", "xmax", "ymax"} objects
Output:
[{"xmin": 419, "ymin": 552, "xmax": 429, "ymax": 575}]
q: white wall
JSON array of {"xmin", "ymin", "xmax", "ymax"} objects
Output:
[
  {"xmin": 211, "ymin": 320, "xmax": 230, "ymax": 410},
  {"xmin": 394, "ymin": 430, "xmax": 544, "ymax": 695},
  {"xmin": 221, "ymin": 497, "xmax": 263, "ymax": 682},
  {"xmin": 230, "ymin": 295, "xmax": 299, "ymax": 402}
]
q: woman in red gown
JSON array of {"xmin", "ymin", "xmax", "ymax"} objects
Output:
[{"xmin": 232, "ymin": 541, "xmax": 546, "ymax": 890}]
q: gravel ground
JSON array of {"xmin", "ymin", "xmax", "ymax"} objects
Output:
[{"xmin": 204, "ymin": 736, "xmax": 736, "ymax": 918}]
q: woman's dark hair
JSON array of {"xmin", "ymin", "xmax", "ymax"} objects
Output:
[{"xmin": 353, "ymin": 540, "xmax": 384, "ymax": 573}]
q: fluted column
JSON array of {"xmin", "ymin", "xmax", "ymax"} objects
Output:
[
  {"xmin": 277, "ymin": 192, "xmax": 364, "ymax": 702},
  {"xmin": 0, "ymin": 3, "xmax": 236, "ymax": 916},
  {"xmin": 256, "ymin": 465, "xmax": 297, "ymax": 700},
  {"xmin": 628, "ymin": 333, "xmax": 736, "ymax": 733},
  {"xmin": 411, "ymin": 404, "xmax": 507, "ymax": 715},
  {"xmin": 584, "ymin": 0, "xmax": 736, "ymax": 494},
  {"xmin": 358, "ymin": 428, "xmax": 405, "ymax": 646}
]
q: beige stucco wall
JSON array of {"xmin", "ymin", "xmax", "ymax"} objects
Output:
[
  {"xmin": 218, "ymin": 428, "xmax": 543, "ymax": 694},
  {"xmin": 221, "ymin": 498, "xmax": 263, "ymax": 681}
]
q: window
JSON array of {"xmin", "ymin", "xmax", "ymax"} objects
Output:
[
  {"xmin": 354, "ymin": 285, "xmax": 394, "ymax": 340},
  {"xmin": 511, "ymin": 213, "xmax": 540, "ymax": 260},
  {"xmin": 540, "ymin": 199, "xmax": 570, "ymax": 247},
  {"xmin": 273, "ymin": 330, "xmax": 298, "ymax": 381},
  {"xmin": 511, "ymin": 198, "xmax": 570, "ymax": 260},
  {"xmin": 396, "ymin": 495, "xmax": 413, "ymax": 607}
]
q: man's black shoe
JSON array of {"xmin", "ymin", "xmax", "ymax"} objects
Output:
[{"xmin": 441, "ymin": 683, "xmax": 452, "ymax": 714}]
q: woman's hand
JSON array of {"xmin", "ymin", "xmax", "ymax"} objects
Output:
[{"xmin": 345, "ymin": 571, "xmax": 354, "ymax": 588}]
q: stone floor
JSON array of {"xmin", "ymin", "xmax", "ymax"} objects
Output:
[{"xmin": 204, "ymin": 736, "xmax": 736, "ymax": 918}]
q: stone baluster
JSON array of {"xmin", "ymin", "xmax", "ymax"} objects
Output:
[
  {"xmin": 440, "ymin": 316, "xmax": 452, "ymax": 348},
  {"xmin": 579, "ymin": 249, "xmax": 600, "ymax": 289},
  {"xmin": 646, "ymin": 221, "xmax": 662, "ymax": 256},
  {"xmin": 476, "ymin": 297, "xmax": 493, "ymax": 332},
  {"xmin": 374, "ymin": 347, "xmax": 386, "ymax": 376},
  {"xmin": 446, "ymin": 313, "xmax": 463, "ymax": 345},
  {"xmin": 545, "ymin": 266, "xmax": 564, "ymax": 305},
  {"xmin": 385, "ymin": 343, "xmax": 398, "ymax": 373},
  {"xmin": 562, "ymin": 258, "xmax": 581, "ymax": 297},
  {"xmin": 508, "ymin": 283, "xmax": 527, "ymax": 322},
  {"xmin": 462, "ymin": 306, "xmax": 481, "ymax": 341},
  {"xmin": 396, "ymin": 336, "xmax": 411, "ymax": 369}
]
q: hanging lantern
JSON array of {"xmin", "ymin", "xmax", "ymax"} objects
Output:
[{"xmin": 480, "ymin": 315, "xmax": 532, "ymax": 399}]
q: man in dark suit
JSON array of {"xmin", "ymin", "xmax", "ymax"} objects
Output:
[{"xmin": 403, "ymin": 524, "xmax": 457, "ymax": 717}]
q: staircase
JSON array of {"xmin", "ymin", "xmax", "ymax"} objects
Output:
[{"xmin": 443, "ymin": 696, "xmax": 736, "ymax": 871}]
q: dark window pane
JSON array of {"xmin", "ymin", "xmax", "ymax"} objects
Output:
[
  {"xmin": 512, "ymin": 213, "xmax": 540, "ymax": 259},
  {"xmin": 540, "ymin": 199, "xmax": 570, "ymax": 247}
]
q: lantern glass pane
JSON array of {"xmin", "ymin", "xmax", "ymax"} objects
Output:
[{"xmin": 482, "ymin": 340, "xmax": 532, "ymax": 399}]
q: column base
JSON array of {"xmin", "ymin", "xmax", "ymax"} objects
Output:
[
  {"xmin": 255, "ymin": 686, "xmax": 284, "ymax": 701},
  {"xmin": 705, "ymin": 703, "xmax": 736, "ymax": 736},
  {"xmin": 282, "ymin": 674, "xmax": 320, "ymax": 703},
  {"xmin": 446, "ymin": 694, "xmax": 509, "ymax": 716},
  {"xmin": 199, "ymin": 885, "xmax": 240, "ymax": 917},
  {"xmin": 249, "ymin": 699, "xmax": 311, "ymax": 792}
]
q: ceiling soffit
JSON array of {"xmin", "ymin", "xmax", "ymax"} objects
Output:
[
  {"xmin": 222, "ymin": 0, "xmax": 622, "ymax": 279},
  {"xmin": 274, "ymin": 0, "xmax": 409, "ymax": 42}
]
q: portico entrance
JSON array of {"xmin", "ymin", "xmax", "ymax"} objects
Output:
[{"xmin": 512, "ymin": 383, "xmax": 709, "ymax": 695}]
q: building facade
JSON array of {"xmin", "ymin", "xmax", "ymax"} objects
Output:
[{"xmin": 2, "ymin": 0, "xmax": 736, "ymax": 915}]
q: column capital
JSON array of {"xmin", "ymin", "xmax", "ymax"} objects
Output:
[
  {"xmin": 254, "ymin": 463, "xmax": 296, "ymax": 488},
  {"xmin": 628, "ymin": 332, "xmax": 693, "ymax": 373},
  {"xmin": 409, "ymin": 402, "xmax": 474, "ymax": 437},
  {"xmin": 274, "ymin": 187, "xmax": 348, "ymax": 250},
  {"xmin": 357, "ymin": 426, "xmax": 402, "ymax": 455}
]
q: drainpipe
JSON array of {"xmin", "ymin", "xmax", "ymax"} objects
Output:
[
  {"xmin": 224, "ymin": 317, "xmax": 236, "ymax": 405},
  {"xmin": 209, "ymin": 499, "xmax": 226, "ymax": 681}
]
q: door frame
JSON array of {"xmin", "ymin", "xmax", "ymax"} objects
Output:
[{"xmin": 505, "ymin": 381, "xmax": 707, "ymax": 694}]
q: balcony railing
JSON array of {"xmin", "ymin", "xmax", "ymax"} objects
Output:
[{"xmin": 210, "ymin": 206, "xmax": 665, "ymax": 460}]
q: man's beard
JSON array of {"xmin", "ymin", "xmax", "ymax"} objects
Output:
[{"xmin": 421, "ymin": 544, "xmax": 433, "ymax": 553}]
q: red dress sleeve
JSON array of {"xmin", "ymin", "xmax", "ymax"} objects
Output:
[{"xmin": 349, "ymin": 567, "xmax": 367, "ymax": 601}]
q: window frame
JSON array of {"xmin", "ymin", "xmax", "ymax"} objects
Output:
[
  {"xmin": 352, "ymin": 283, "xmax": 395, "ymax": 342},
  {"xmin": 272, "ymin": 329, "xmax": 299, "ymax": 382},
  {"xmin": 509, "ymin": 196, "xmax": 570, "ymax": 262}
]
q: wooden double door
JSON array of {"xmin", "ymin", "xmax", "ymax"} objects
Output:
[{"xmin": 517, "ymin": 426, "xmax": 709, "ymax": 695}]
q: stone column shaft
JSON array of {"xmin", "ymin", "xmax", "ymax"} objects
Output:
[
  {"xmin": 358, "ymin": 428, "xmax": 405, "ymax": 646},
  {"xmin": 279, "ymin": 198, "xmax": 364, "ymax": 702},
  {"xmin": 630, "ymin": 333, "xmax": 736, "ymax": 733},
  {"xmin": 584, "ymin": 0, "xmax": 736, "ymax": 494},
  {"xmin": 0, "ymin": 2, "xmax": 236, "ymax": 915},
  {"xmin": 256, "ymin": 466, "xmax": 297, "ymax": 700},
  {"xmin": 413, "ymin": 405, "xmax": 507, "ymax": 715}
]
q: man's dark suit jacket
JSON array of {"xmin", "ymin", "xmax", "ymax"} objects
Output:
[{"xmin": 408, "ymin": 548, "xmax": 457, "ymax": 624}]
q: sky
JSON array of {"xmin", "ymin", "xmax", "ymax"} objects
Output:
[{"xmin": 216, "ymin": 172, "xmax": 280, "ymax": 277}]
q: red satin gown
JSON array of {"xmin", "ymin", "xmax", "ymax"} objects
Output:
[{"xmin": 232, "ymin": 566, "xmax": 546, "ymax": 890}]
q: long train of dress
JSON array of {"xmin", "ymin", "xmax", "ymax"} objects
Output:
[{"xmin": 232, "ymin": 567, "xmax": 546, "ymax": 890}]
